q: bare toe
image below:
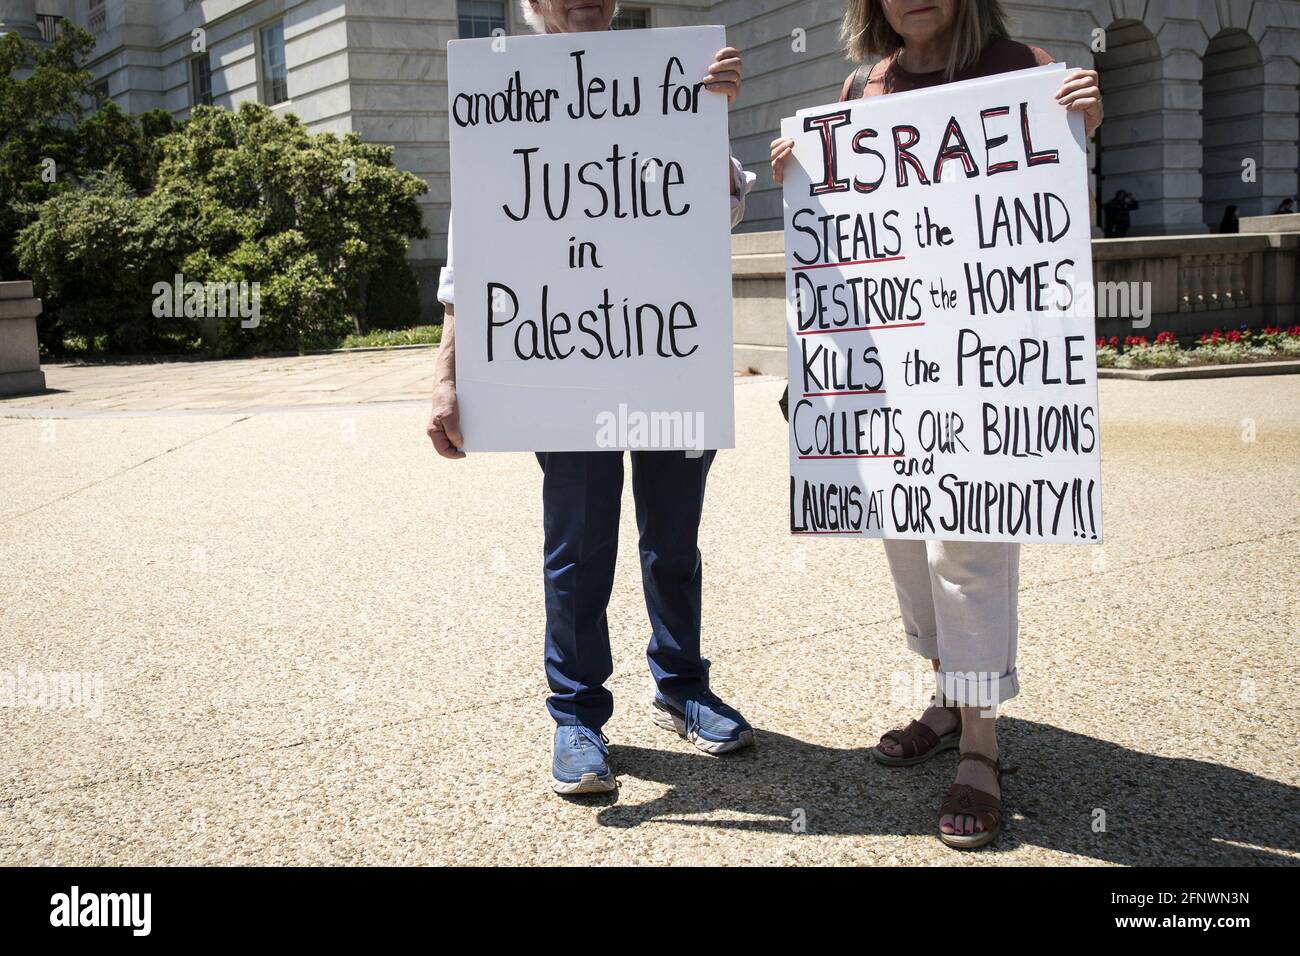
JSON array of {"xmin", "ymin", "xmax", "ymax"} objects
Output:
[{"xmin": 940, "ymin": 814, "xmax": 957, "ymax": 834}]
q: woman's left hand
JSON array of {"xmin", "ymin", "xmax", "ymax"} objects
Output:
[
  {"xmin": 1056, "ymin": 69, "xmax": 1103, "ymax": 136},
  {"xmin": 704, "ymin": 47, "xmax": 743, "ymax": 104}
]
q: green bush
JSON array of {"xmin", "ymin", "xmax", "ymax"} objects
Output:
[
  {"xmin": 0, "ymin": 27, "xmax": 96, "ymax": 277},
  {"xmin": 148, "ymin": 103, "xmax": 427, "ymax": 353},
  {"xmin": 15, "ymin": 171, "xmax": 193, "ymax": 354},
  {"xmin": 14, "ymin": 93, "xmax": 429, "ymax": 356},
  {"xmin": 340, "ymin": 325, "xmax": 442, "ymax": 349},
  {"xmin": 75, "ymin": 102, "xmax": 175, "ymax": 194},
  {"xmin": 191, "ymin": 231, "xmax": 350, "ymax": 356},
  {"xmin": 1114, "ymin": 343, "xmax": 1183, "ymax": 369},
  {"xmin": 362, "ymin": 252, "xmax": 423, "ymax": 330}
]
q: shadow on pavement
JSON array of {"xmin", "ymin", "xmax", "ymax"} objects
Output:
[
  {"xmin": 597, "ymin": 717, "xmax": 1298, "ymax": 865},
  {"xmin": 0, "ymin": 386, "xmax": 66, "ymax": 400}
]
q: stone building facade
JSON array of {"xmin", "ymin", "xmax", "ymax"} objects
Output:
[{"xmin": 3, "ymin": 0, "xmax": 1298, "ymax": 308}]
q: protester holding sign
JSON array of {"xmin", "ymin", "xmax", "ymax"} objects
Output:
[
  {"xmin": 428, "ymin": 0, "xmax": 758, "ymax": 795},
  {"xmin": 771, "ymin": 0, "xmax": 1103, "ymax": 849}
]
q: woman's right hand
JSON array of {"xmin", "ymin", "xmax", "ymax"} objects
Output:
[{"xmin": 770, "ymin": 137, "xmax": 795, "ymax": 185}]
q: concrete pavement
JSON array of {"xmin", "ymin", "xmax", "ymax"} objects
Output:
[
  {"xmin": 0, "ymin": 349, "xmax": 436, "ymax": 415},
  {"xmin": 1, "ymin": 352, "xmax": 1297, "ymax": 865}
]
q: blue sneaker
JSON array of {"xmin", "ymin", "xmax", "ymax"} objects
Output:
[
  {"xmin": 551, "ymin": 725, "xmax": 616, "ymax": 794},
  {"xmin": 652, "ymin": 689, "xmax": 755, "ymax": 754}
]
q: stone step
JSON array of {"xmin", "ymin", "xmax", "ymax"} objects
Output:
[
  {"xmin": 731, "ymin": 230, "xmax": 783, "ymax": 257},
  {"xmin": 733, "ymin": 343, "xmax": 786, "ymax": 376},
  {"xmin": 732, "ymin": 253, "xmax": 785, "ymax": 277}
]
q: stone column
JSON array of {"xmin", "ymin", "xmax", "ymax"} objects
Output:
[
  {"xmin": 1093, "ymin": 19, "xmax": 1205, "ymax": 235},
  {"xmin": 1156, "ymin": 46, "xmax": 1207, "ymax": 234},
  {"xmin": 0, "ymin": 281, "xmax": 46, "ymax": 396},
  {"xmin": 0, "ymin": 0, "xmax": 39, "ymax": 40},
  {"xmin": 1258, "ymin": 31, "xmax": 1300, "ymax": 214}
]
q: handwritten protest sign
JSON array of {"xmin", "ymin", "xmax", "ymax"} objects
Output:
[
  {"xmin": 447, "ymin": 26, "xmax": 736, "ymax": 452},
  {"xmin": 782, "ymin": 65, "xmax": 1102, "ymax": 544}
]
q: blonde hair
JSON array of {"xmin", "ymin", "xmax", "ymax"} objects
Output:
[
  {"xmin": 840, "ymin": 0, "xmax": 1010, "ymax": 78},
  {"xmin": 519, "ymin": 0, "xmax": 544, "ymax": 32}
]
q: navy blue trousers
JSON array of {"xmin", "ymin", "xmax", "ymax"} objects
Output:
[{"xmin": 537, "ymin": 450, "xmax": 716, "ymax": 731}]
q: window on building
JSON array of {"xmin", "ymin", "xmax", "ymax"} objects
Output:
[
  {"xmin": 458, "ymin": 0, "xmax": 506, "ymax": 39},
  {"xmin": 36, "ymin": 14, "xmax": 64, "ymax": 42},
  {"xmin": 92, "ymin": 79, "xmax": 109, "ymax": 104},
  {"xmin": 611, "ymin": 7, "xmax": 650, "ymax": 30},
  {"xmin": 259, "ymin": 21, "xmax": 288, "ymax": 105},
  {"xmin": 190, "ymin": 53, "xmax": 213, "ymax": 107}
]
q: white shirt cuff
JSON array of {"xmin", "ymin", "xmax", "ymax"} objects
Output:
[
  {"xmin": 729, "ymin": 154, "xmax": 757, "ymax": 230},
  {"xmin": 437, "ymin": 213, "xmax": 454, "ymax": 307}
]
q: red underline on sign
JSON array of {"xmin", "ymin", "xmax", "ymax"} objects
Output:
[
  {"xmin": 792, "ymin": 255, "xmax": 907, "ymax": 272},
  {"xmin": 802, "ymin": 389, "xmax": 887, "ymax": 397},
  {"xmin": 798, "ymin": 454, "xmax": 903, "ymax": 460},
  {"xmin": 797, "ymin": 322, "xmax": 926, "ymax": 337},
  {"xmin": 791, "ymin": 530, "xmax": 862, "ymax": 536}
]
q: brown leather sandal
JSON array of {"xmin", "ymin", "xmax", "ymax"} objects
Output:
[
  {"xmin": 938, "ymin": 751, "xmax": 1011, "ymax": 850},
  {"xmin": 871, "ymin": 703, "xmax": 961, "ymax": 767}
]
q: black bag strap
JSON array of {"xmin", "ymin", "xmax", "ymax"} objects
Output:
[{"xmin": 847, "ymin": 61, "xmax": 876, "ymax": 101}]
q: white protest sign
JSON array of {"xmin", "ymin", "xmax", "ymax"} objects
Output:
[
  {"xmin": 447, "ymin": 26, "xmax": 736, "ymax": 452},
  {"xmin": 782, "ymin": 65, "xmax": 1103, "ymax": 543}
]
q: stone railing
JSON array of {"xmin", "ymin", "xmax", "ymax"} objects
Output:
[
  {"xmin": 1241, "ymin": 213, "xmax": 1300, "ymax": 234},
  {"xmin": 1093, "ymin": 234, "xmax": 1297, "ymax": 338},
  {"xmin": 730, "ymin": 230, "xmax": 1299, "ymax": 374},
  {"xmin": 0, "ymin": 281, "xmax": 46, "ymax": 396}
]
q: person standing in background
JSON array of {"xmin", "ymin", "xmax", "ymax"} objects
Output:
[
  {"xmin": 1104, "ymin": 190, "xmax": 1139, "ymax": 237},
  {"xmin": 1219, "ymin": 205, "xmax": 1240, "ymax": 234}
]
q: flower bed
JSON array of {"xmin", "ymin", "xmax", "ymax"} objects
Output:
[{"xmin": 1096, "ymin": 327, "xmax": 1300, "ymax": 369}]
